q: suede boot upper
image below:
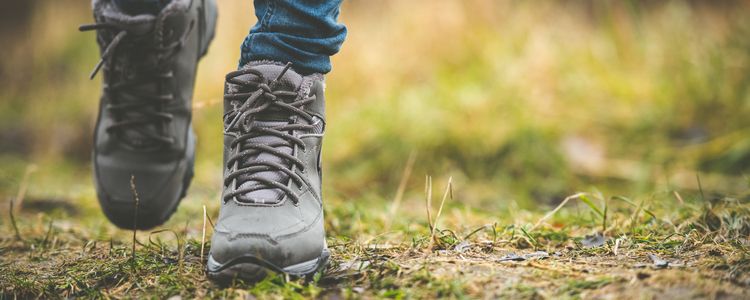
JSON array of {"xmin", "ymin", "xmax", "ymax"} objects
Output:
[{"xmin": 84, "ymin": 0, "xmax": 217, "ymax": 229}]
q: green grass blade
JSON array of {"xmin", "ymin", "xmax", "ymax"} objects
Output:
[
  {"xmin": 580, "ymin": 195, "xmax": 604, "ymax": 217},
  {"xmin": 611, "ymin": 196, "xmax": 637, "ymax": 207}
]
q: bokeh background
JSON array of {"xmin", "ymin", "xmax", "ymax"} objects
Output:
[{"xmin": 2, "ymin": 0, "xmax": 750, "ymax": 237}]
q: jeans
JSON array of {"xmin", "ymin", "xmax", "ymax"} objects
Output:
[
  {"xmin": 241, "ymin": 0, "xmax": 347, "ymax": 75},
  {"xmin": 114, "ymin": 0, "xmax": 347, "ymax": 75}
]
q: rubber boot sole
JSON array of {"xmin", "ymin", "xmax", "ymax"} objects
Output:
[
  {"xmin": 96, "ymin": 128, "xmax": 196, "ymax": 230},
  {"xmin": 206, "ymin": 248, "xmax": 330, "ymax": 284}
]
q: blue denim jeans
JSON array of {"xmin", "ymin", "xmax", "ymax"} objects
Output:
[
  {"xmin": 114, "ymin": 0, "xmax": 347, "ymax": 75},
  {"xmin": 241, "ymin": 0, "xmax": 347, "ymax": 75}
]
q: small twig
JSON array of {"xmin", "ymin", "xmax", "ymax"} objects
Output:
[
  {"xmin": 427, "ymin": 177, "xmax": 452, "ymax": 255},
  {"xmin": 130, "ymin": 175, "xmax": 139, "ymax": 273},
  {"xmin": 529, "ymin": 192, "xmax": 587, "ymax": 232},
  {"xmin": 425, "ymin": 176, "xmax": 433, "ymax": 231},
  {"xmin": 201, "ymin": 205, "xmax": 207, "ymax": 263},
  {"xmin": 13, "ymin": 164, "xmax": 38, "ymax": 213},
  {"xmin": 385, "ymin": 150, "xmax": 417, "ymax": 232},
  {"xmin": 206, "ymin": 213, "xmax": 215, "ymax": 229}
]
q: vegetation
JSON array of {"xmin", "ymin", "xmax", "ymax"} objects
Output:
[{"xmin": 2, "ymin": 0, "xmax": 750, "ymax": 298}]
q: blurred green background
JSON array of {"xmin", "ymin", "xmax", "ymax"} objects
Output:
[{"xmin": 2, "ymin": 0, "xmax": 750, "ymax": 236}]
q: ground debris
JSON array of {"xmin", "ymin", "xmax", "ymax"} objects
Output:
[
  {"xmin": 635, "ymin": 254, "xmax": 692, "ymax": 269},
  {"xmin": 495, "ymin": 251, "xmax": 550, "ymax": 262},
  {"xmin": 524, "ymin": 251, "xmax": 550, "ymax": 260},
  {"xmin": 649, "ymin": 253, "xmax": 669, "ymax": 268},
  {"xmin": 455, "ymin": 240, "xmax": 471, "ymax": 253},
  {"xmin": 581, "ymin": 232, "xmax": 607, "ymax": 248},
  {"xmin": 496, "ymin": 252, "xmax": 525, "ymax": 262},
  {"xmin": 337, "ymin": 257, "xmax": 371, "ymax": 271}
]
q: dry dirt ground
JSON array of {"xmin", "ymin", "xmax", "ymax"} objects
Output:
[{"xmin": 2, "ymin": 219, "xmax": 750, "ymax": 299}]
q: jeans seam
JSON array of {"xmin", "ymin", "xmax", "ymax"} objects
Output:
[{"xmin": 261, "ymin": 0, "xmax": 276, "ymax": 32}]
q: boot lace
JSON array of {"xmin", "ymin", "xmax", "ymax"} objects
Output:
[
  {"xmin": 222, "ymin": 63, "xmax": 317, "ymax": 204},
  {"xmin": 79, "ymin": 20, "xmax": 193, "ymax": 151}
]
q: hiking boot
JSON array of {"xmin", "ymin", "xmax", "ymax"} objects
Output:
[
  {"xmin": 207, "ymin": 62, "xmax": 330, "ymax": 283},
  {"xmin": 81, "ymin": 0, "xmax": 217, "ymax": 230}
]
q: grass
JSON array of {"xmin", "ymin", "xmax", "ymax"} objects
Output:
[
  {"xmin": 3, "ymin": 179, "xmax": 750, "ymax": 298},
  {"xmin": 3, "ymin": 0, "xmax": 750, "ymax": 298}
]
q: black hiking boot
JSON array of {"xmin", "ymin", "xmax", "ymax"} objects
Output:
[
  {"xmin": 207, "ymin": 62, "xmax": 330, "ymax": 283},
  {"xmin": 81, "ymin": 0, "xmax": 217, "ymax": 230}
]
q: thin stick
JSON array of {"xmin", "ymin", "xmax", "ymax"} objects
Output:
[
  {"xmin": 427, "ymin": 177, "xmax": 452, "ymax": 254},
  {"xmin": 13, "ymin": 164, "xmax": 37, "ymax": 213},
  {"xmin": 385, "ymin": 150, "xmax": 417, "ymax": 232},
  {"xmin": 130, "ymin": 175, "xmax": 139, "ymax": 273},
  {"xmin": 206, "ymin": 213, "xmax": 215, "ymax": 229},
  {"xmin": 201, "ymin": 205, "xmax": 207, "ymax": 263},
  {"xmin": 425, "ymin": 176, "xmax": 433, "ymax": 231},
  {"xmin": 529, "ymin": 192, "xmax": 587, "ymax": 232}
]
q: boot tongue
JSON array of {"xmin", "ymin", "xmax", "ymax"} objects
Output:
[
  {"xmin": 237, "ymin": 63, "xmax": 303, "ymax": 96},
  {"xmin": 232, "ymin": 63, "xmax": 306, "ymax": 204},
  {"xmin": 101, "ymin": 3, "xmax": 157, "ymax": 36},
  {"xmin": 99, "ymin": 3, "xmax": 163, "ymax": 149},
  {"xmin": 110, "ymin": 18, "xmax": 155, "ymax": 36}
]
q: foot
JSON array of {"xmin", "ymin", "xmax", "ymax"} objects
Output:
[
  {"xmin": 207, "ymin": 62, "xmax": 330, "ymax": 283},
  {"xmin": 81, "ymin": 0, "xmax": 217, "ymax": 230}
]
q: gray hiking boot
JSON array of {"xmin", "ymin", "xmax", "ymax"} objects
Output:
[
  {"xmin": 207, "ymin": 62, "xmax": 330, "ymax": 283},
  {"xmin": 80, "ymin": 0, "xmax": 217, "ymax": 230}
]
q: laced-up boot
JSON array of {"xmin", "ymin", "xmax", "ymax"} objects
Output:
[
  {"xmin": 207, "ymin": 62, "xmax": 330, "ymax": 283},
  {"xmin": 81, "ymin": 0, "xmax": 217, "ymax": 230}
]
